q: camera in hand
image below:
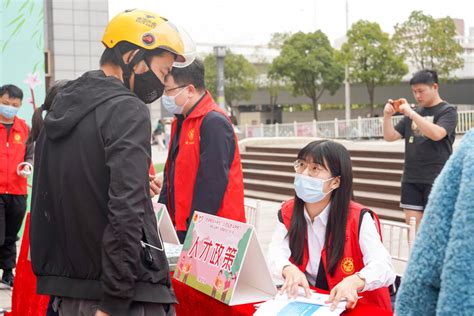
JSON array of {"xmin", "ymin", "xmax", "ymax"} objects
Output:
[{"xmin": 390, "ymin": 98, "xmax": 408, "ymax": 113}]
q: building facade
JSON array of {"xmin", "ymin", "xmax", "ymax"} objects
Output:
[{"xmin": 44, "ymin": 0, "xmax": 108, "ymax": 86}]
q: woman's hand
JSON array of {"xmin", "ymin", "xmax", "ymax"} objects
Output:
[
  {"xmin": 280, "ymin": 264, "xmax": 312, "ymax": 299},
  {"xmin": 325, "ymin": 274, "xmax": 365, "ymax": 311}
]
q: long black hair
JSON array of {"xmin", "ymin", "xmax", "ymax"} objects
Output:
[
  {"xmin": 288, "ymin": 140, "xmax": 354, "ymax": 276},
  {"xmin": 29, "ymin": 80, "xmax": 69, "ymax": 142}
]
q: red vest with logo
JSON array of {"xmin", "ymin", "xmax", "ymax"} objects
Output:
[
  {"xmin": 165, "ymin": 91, "xmax": 245, "ymax": 231},
  {"xmin": 281, "ymin": 199, "xmax": 392, "ymax": 312},
  {"xmin": 0, "ymin": 117, "xmax": 29, "ymax": 195}
]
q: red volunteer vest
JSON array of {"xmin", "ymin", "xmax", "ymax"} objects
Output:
[
  {"xmin": 281, "ymin": 199, "xmax": 392, "ymax": 312},
  {"xmin": 165, "ymin": 91, "xmax": 245, "ymax": 231},
  {"xmin": 0, "ymin": 116, "xmax": 29, "ymax": 195}
]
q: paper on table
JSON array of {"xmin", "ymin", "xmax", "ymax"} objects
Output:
[
  {"xmin": 254, "ymin": 290, "xmax": 346, "ymax": 316},
  {"xmin": 275, "ymin": 291, "xmax": 346, "ymax": 310},
  {"xmin": 254, "ymin": 298, "xmax": 345, "ymax": 316}
]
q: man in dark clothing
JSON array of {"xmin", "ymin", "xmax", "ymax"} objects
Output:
[
  {"xmin": 383, "ymin": 69, "xmax": 457, "ymax": 229},
  {"xmin": 0, "ymin": 84, "xmax": 33, "ymax": 287},
  {"xmin": 30, "ymin": 9, "xmax": 195, "ymax": 316},
  {"xmin": 158, "ymin": 60, "xmax": 245, "ymax": 243}
]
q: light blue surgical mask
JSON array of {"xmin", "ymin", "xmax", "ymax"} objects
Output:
[
  {"xmin": 161, "ymin": 87, "xmax": 190, "ymax": 115},
  {"xmin": 0, "ymin": 104, "xmax": 19, "ymax": 119},
  {"xmin": 294, "ymin": 173, "xmax": 335, "ymax": 203}
]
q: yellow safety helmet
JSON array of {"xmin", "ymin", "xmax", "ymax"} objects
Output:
[{"xmin": 102, "ymin": 9, "xmax": 195, "ymax": 67}]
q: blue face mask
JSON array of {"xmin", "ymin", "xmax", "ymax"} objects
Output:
[
  {"xmin": 0, "ymin": 104, "xmax": 19, "ymax": 119},
  {"xmin": 294, "ymin": 173, "xmax": 335, "ymax": 203},
  {"xmin": 161, "ymin": 87, "xmax": 190, "ymax": 115}
]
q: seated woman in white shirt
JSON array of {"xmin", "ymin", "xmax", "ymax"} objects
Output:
[{"xmin": 267, "ymin": 140, "xmax": 395, "ymax": 312}]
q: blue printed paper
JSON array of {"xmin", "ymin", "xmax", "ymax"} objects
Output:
[{"xmin": 277, "ymin": 302, "xmax": 321, "ymax": 316}]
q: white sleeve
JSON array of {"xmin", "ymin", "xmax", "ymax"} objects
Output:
[
  {"xmin": 358, "ymin": 213, "xmax": 396, "ymax": 292},
  {"xmin": 266, "ymin": 220, "xmax": 292, "ymax": 283}
]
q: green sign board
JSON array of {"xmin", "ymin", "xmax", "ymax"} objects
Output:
[{"xmin": 1, "ymin": 0, "xmax": 45, "ymax": 124}]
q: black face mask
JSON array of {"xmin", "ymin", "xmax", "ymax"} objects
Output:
[{"xmin": 133, "ymin": 70, "xmax": 164, "ymax": 104}]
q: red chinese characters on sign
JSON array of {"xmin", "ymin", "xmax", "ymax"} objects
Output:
[
  {"xmin": 189, "ymin": 236, "xmax": 200, "ymax": 258},
  {"xmin": 221, "ymin": 247, "xmax": 237, "ymax": 272},
  {"xmin": 188, "ymin": 238, "xmax": 237, "ymax": 271},
  {"xmin": 209, "ymin": 243, "xmax": 225, "ymax": 266},
  {"xmin": 198, "ymin": 239, "xmax": 213, "ymax": 262}
]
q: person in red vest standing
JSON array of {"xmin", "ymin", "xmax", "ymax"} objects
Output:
[
  {"xmin": 0, "ymin": 84, "xmax": 33, "ymax": 287},
  {"xmin": 267, "ymin": 140, "xmax": 395, "ymax": 312},
  {"xmin": 158, "ymin": 59, "xmax": 245, "ymax": 243}
]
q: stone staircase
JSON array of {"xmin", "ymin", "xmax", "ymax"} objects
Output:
[{"xmin": 241, "ymin": 145, "xmax": 405, "ymax": 222}]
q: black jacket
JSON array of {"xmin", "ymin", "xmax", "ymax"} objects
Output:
[{"xmin": 30, "ymin": 70, "xmax": 176, "ymax": 315}]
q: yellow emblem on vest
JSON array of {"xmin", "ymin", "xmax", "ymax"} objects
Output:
[
  {"xmin": 185, "ymin": 128, "xmax": 195, "ymax": 145},
  {"xmin": 13, "ymin": 133, "xmax": 22, "ymax": 143},
  {"xmin": 341, "ymin": 257, "xmax": 355, "ymax": 274}
]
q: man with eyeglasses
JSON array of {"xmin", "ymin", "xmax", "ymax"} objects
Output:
[{"xmin": 158, "ymin": 59, "xmax": 245, "ymax": 243}]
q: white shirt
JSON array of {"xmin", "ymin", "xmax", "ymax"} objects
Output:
[{"xmin": 267, "ymin": 203, "xmax": 396, "ymax": 292}]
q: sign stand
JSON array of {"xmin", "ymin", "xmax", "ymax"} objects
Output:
[
  {"xmin": 153, "ymin": 202, "xmax": 180, "ymax": 245},
  {"xmin": 174, "ymin": 211, "xmax": 277, "ymax": 305}
]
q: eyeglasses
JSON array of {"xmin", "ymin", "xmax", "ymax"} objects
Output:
[
  {"xmin": 164, "ymin": 85, "xmax": 186, "ymax": 94},
  {"xmin": 293, "ymin": 159, "xmax": 326, "ymax": 177}
]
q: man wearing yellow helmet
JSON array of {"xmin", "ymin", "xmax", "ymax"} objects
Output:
[
  {"xmin": 30, "ymin": 9, "xmax": 194, "ymax": 316},
  {"xmin": 99, "ymin": 9, "xmax": 194, "ymax": 104}
]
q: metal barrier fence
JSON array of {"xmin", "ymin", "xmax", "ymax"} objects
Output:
[{"xmin": 236, "ymin": 110, "xmax": 474, "ymax": 140}]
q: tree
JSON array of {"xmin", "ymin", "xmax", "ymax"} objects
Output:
[
  {"xmin": 269, "ymin": 31, "xmax": 344, "ymax": 120},
  {"xmin": 203, "ymin": 51, "xmax": 257, "ymax": 117},
  {"xmin": 265, "ymin": 73, "xmax": 286, "ymax": 123},
  {"xmin": 393, "ymin": 11, "xmax": 464, "ymax": 78},
  {"xmin": 268, "ymin": 32, "xmax": 291, "ymax": 50},
  {"xmin": 341, "ymin": 20, "xmax": 408, "ymax": 115},
  {"xmin": 263, "ymin": 33, "xmax": 292, "ymax": 122}
]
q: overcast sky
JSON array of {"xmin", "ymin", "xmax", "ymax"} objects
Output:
[{"xmin": 109, "ymin": 0, "xmax": 474, "ymax": 46}]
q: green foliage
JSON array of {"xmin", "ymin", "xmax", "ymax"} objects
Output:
[
  {"xmin": 269, "ymin": 31, "xmax": 344, "ymax": 120},
  {"xmin": 268, "ymin": 32, "xmax": 292, "ymax": 50},
  {"xmin": 393, "ymin": 11, "xmax": 464, "ymax": 78},
  {"xmin": 282, "ymin": 104, "xmax": 313, "ymax": 112},
  {"xmin": 282, "ymin": 103, "xmax": 381, "ymax": 113},
  {"xmin": 230, "ymin": 228, "xmax": 252, "ymax": 274},
  {"xmin": 265, "ymin": 73, "xmax": 285, "ymax": 106},
  {"xmin": 182, "ymin": 220, "xmax": 195, "ymax": 251},
  {"xmin": 203, "ymin": 51, "xmax": 258, "ymax": 110},
  {"xmin": 1, "ymin": 0, "xmax": 43, "ymax": 53},
  {"xmin": 265, "ymin": 33, "xmax": 292, "ymax": 106},
  {"xmin": 341, "ymin": 20, "xmax": 408, "ymax": 115}
]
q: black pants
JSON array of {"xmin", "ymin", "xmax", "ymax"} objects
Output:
[{"xmin": 0, "ymin": 194, "xmax": 27, "ymax": 270}]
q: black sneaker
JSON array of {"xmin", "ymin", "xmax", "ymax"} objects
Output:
[{"xmin": 1, "ymin": 269, "xmax": 14, "ymax": 287}]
